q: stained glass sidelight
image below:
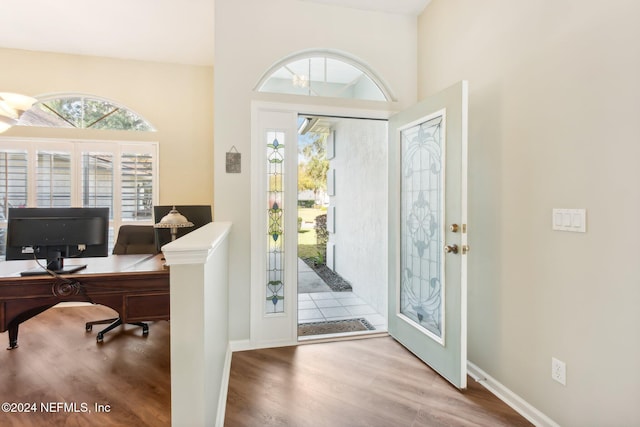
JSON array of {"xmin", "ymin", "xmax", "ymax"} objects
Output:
[
  {"xmin": 266, "ymin": 131, "xmax": 285, "ymax": 313},
  {"xmin": 400, "ymin": 115, "xmax": 444, "ymax": 339}
]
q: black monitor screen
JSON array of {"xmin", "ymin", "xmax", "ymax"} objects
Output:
[{"xmin": 5, "ymin": 207, "xmax": 109, "ymax": 265}]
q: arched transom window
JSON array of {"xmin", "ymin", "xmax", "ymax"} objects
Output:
[
  {"xmin": 18, "ymin": 93, "xmax": 155, "ymax": 131},
  {"xmin": 256, "ymin": 50, "xmax": 394, "ymax": 102}
]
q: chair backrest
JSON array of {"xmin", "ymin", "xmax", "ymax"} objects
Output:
[
  {"xmin": 112, "ymin": 225, "xmax": 158, "ymax": 255},
  {"xmin": 153, "ymin": 205, "xmax": 213, "ymax": 251}
]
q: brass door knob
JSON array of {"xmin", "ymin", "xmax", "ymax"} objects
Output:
[{"xmin": 444, "ymin": 244, "xmax": 458, "ymax": 254}]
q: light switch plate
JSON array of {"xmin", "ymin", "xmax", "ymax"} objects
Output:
[{"xmin": 552, "ymin": 208, "xmax": 586, "ymax": 232}]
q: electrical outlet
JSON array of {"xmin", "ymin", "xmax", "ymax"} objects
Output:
[{"xmin": 551, "ymin": 357, "xmax": 566, "ymax": 385}]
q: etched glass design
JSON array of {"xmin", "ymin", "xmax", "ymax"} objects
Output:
[
  {"xmin": 400, "ymin": 115, "xmax": 444, "ymax": 338},
  {"xmin": 266, "ymin": 131, "xmax": 285, "ymax": 313}
]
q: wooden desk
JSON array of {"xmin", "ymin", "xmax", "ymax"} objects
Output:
[{"xmin": 0, "ymin": 254, "xmax": 169, "ymax": 349}]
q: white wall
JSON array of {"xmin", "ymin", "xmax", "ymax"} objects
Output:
[
  {"xmin": 164, "ymin": 222, "xmax": 232, "ymax": 427},
  {"xmin": 329, "ymin": 118, "xmax": 388, "ymax": 315},
  {"xmin": 214, "ymin": 0, "xmax": 417, "ymax": 341},
  {"xmin": 418, "ymin": 1, "xmax": 640, "ymax": 425}
]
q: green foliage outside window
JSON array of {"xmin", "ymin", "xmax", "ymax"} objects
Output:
[{"xmin": 18, "ymin": 95, "xmax": 155, "ymax": 132}]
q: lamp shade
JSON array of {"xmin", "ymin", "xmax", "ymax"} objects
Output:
[
  {"xmin": 154, "ymin": 206, "xmax": 194, "ymax": 229},
  {"xmin": 154, "ymin": 206, "xmax": 194, "ymax": 243}
]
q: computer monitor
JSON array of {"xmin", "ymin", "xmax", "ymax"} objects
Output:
[
  {"xmin": 5, "ymin": 207, "xmax": 109, "ymax": 272},
  {"xmin": 153, "ymin": 205, "xmax": 212, "ymax": 251}
]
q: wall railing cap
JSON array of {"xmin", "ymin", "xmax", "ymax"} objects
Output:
[{"xmin": 162, "ymin": 222, "xmax": 232, "ymax": 265}]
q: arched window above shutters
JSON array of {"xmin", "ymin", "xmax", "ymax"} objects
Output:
[{"xmin": 18, "ymin": 93, "xmax": 156, "ymax": 131}]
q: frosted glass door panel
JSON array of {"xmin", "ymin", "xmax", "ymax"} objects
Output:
[{"xmin": 400, "ymin": 115, "xmax": 444, "ymax": 341}]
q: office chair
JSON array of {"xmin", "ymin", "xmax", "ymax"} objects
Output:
[
  {"xmin": 85, "ymin": 225, "xmax": 158, "ymax": 342},
  {"xmin": 153, "ymin": 205, "xmax": 213, "ymax": 252}
]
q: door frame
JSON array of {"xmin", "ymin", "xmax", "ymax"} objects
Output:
[{"xmin": 250, "ymin": 99, "xmax": 393, "ymax": 349}]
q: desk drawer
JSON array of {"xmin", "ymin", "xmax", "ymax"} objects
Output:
[{"xmin": 124, "ymin": 293, "xmax": 170, "ymax": 322}]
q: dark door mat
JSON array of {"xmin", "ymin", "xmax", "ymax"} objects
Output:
[{"xmin": 298, "ymin": 318, "xmax": 375, "ymax": 336}]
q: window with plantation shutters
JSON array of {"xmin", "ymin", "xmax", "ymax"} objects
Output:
[
  {"xmin": 0, "ymin": 150, "xmax": 28, "ymax": 217},
  {"xmin": 120, "ymin": 152, "xmax": 153, "ymax": 221},
  {"xmin": 37, "ymin": 150, "xmax": 72, "ymax": 207},
  {"xmin": 0, "ymin": 140, "xmax": 158, "ymax": 258},
  {"xmin": 81, "ymin": 152, "xmax": 114, "ymax": 212}
]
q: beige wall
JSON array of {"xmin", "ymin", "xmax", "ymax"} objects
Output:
[
  {"xmin": 418, "ymin": 1, "xmax": 640, "ymax": 425},
  {"xmin": 214, "ymin": 0, "xmax": 417, "ymax": 341},
  {"xmin": 0, "ymin": 48, "xmax": 214, "ymax": 207}
]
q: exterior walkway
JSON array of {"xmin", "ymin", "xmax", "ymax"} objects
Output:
[
  {"xmin": 298, "ymin": 258, "xmax": 332, "ymax": 293},
  {"xmin": 298, "ymin": 258, "xmax": 387, "ymax": 331},
  {"xmin": 298, "ymin": 292, "xmax": 387, "ymax": 331}
]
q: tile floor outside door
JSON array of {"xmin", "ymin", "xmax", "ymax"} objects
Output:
[
  {"xmin": 298, "ymin": 291, "xmax": 387, "ymax": 332},
  {"xmin": 297, "ymin": 257, "xmax": 387, "ymax": 336}
]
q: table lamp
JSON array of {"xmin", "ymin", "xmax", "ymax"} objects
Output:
[{"xmin": 153, "ymin": 206, "xmax": 194, "ymax": 241}]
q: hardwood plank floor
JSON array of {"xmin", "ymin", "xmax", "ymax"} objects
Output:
[
  {"xmin": 225, "ymin": 337, "xmax": 533, "ymax": 427},
  {"xmin": 0, "ymin": 305, "xmax": 170, "ymax": 427},
  {"xmin": 2, "ymin": 307, "xmax": 533, "ymax": 427}
]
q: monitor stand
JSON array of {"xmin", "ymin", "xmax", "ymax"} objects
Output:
[
  {"xmin": 46, "ymin": 250, "xmax": 64, "ymax": 271},
  {"xmin": 20, "ymin": 251, "xmax": 87, "ymax": 276}
]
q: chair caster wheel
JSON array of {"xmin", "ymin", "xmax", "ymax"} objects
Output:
[
  {"xmin": 86, "ymin": 324, "xmax": 93, "ymax": 332},
  {"xmin": 96, "ymin": 334, "xmax": 104, "ymax": 343},
  {"xmin": 142, "ymin": 326, "xmax": 149, "ymax": 336}
]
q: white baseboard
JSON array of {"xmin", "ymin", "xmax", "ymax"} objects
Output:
[
  {"xmin": 467, "ymin": 362, "xmax": 560, "ymax": 427},
  {"xmin": 231, "ymin": 338, "xmax": 297, "ymax": 351},
  {"xmin": 229, "ymin": 339, "xmax": 252, "ymax": 352},
  {"xmin": 215, "ymin": 344, "xmax": 233, "ymax": 427}
]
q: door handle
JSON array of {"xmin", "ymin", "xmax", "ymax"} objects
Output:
[{"xmin": 443, "ymin": 244, "xmax": 458, "ymax": 254}]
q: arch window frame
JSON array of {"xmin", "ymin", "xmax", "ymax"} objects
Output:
[
  {"xmin": 255, "ymin": 49, "xmax": 397, "ymax": 102},
  {"xmin": 17, "ymin": 93, "xmax": 156, "ymax": 132}
]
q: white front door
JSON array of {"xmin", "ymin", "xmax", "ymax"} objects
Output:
[{"xmin": 388, "ymin": 81, "xmax": 469, "ymax": 389}]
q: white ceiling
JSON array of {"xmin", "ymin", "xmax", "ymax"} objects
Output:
[
  {"xmin": 0, "ymin": 0, "xmax": 216, "ymax": 66},
  {"xmin": 0, "ymin": 0, "xmax": 430, "ymax": 67}
]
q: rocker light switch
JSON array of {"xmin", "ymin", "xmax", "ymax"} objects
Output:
[{"xmin": 552, "ymin": 209, "xmax": 586, "ymax": 232}]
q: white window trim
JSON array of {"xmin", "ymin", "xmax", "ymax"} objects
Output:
[{"xmin": 254, "ymin": 48, "xmax": 398, "ymax": 102}]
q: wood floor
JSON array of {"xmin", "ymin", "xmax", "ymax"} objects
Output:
[
  {"xmin": 2, "ymin": 306, "xmax": 532, "ymax": 427},
  {"xmin": 225, "ymin": 337, "xmax": 533, "ymax": 427},
  {"xmin": 0, "ymin": 305, "xmax": 170, "ymax": 427}
]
